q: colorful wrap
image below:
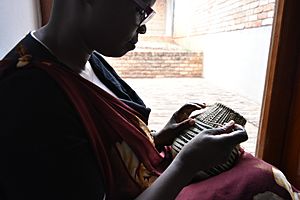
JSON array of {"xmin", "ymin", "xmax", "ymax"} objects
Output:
[{"xmin": 0, "ymin": 45, "xmax": 172, "ymax": 199}]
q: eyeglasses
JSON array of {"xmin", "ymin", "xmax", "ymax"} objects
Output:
[{"xmin": 133, "ymin": 0, "xmax": 156, "ymax": 26}]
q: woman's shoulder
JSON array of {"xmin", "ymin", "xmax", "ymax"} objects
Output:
[
  {"xmin": 0, "ymin": 67, "xmax": 66, "ymax": 103},
  {"xmin": 0, "ymin": 67, "xmax": 106, "ymax": 200},
  {"xmin": 0, "ymin": 66, "xmax": 85, "ymax": 135}
]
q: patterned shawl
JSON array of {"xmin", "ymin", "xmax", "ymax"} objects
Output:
[{"xmin": 0, "ymin": 44, "xmax": 172, "ymax": 199}]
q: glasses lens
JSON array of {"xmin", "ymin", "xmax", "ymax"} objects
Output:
[{"xmin": 140, "ymin": 10, "xmax": 156, "ymax": 26}]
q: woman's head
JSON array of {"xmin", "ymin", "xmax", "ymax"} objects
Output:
[{"xmin": 49, "ymin": 0, "xmax": 156, "ymax": 57}]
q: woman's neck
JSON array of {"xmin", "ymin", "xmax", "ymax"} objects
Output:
[{"xmin": 34, "ymin": 25, "xmax": 91, "ymax": 73}]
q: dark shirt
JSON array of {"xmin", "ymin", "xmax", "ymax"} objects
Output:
[{"xmin": 0, "ymin": 34, "xmax": 150, "ymax": 200}]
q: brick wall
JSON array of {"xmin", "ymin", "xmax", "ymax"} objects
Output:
[
  {"xmin": 145, "ymin": 0, "xmax": 167, "ymax": 36},
  {"xmin": 174, "ymin": 0, "xmax": 275, "ymax": 37},
  {"xmin": 105, "ymin": 51, "xmax": 203, "ymax": 78}
]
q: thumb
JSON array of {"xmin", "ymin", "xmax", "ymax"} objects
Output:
[
  {"xmin": 209, "ymin": 120, "xmax": 236, "ymax": 135},
  {"xmin": 221, "ymin": 130, "xmax": 248, "ymax": 145},
  {"xmin": 175, "ymin": 118, "xmax": 196, "ymax": 132},
  {"xmin": 216, "ymin": 127, "xmax": 248, "ymax": 146}
]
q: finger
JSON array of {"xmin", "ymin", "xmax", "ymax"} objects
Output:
[
  {"xmin": 175, "ymin": 103, "xmax": 206, "ymax": 121},
  {"xmin": 190, "ymin": 113, "xmax": 201, "ymax": 119},
  {"xmin": 222, "ymin": 120, "xmax": 236, "ymax": 132},
  {"xmin": 175, "ymin": 118, "xmax": 196, "ymax": 132},
  {"xmin": 179, "ymin": 103, "xmax": 206, "ymax": 113},
  {"xmin": 232, "ymin": 123, "xmax": 244, "ymax": 131},
  {"xmin": 188, "ymin": 102, "xmax": 207, "ymax": 109},
  {"xmin": 185, "ymin": 102, "xmax": 206, "ymax": 110},
  {"xmin": 207, "ymin": 120, "xmax": 236, "ymax": 135},
  {"xmin": 216, "ymin": 129, "xmax": 248, "ymax": 146}
]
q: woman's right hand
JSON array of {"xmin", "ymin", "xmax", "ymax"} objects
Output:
[
  {"xmin": 135, "ymin": 121, "xmax": 247, "ymax": 200},
  {"xmin": 174, "ymin": 120, "xmax": 248, "ymax": 175}
]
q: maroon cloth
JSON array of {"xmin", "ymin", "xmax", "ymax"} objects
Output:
[
  {"xmin": 176, "ymin": 151, "xmax": 293, "ymax": 200},
  {"xmin": 34, "ymin": 61, "xmax": 173, "ymax": 199},
  {"xmin": 0, "ymin": 51, "xmax": 171, "ymax": 199}
]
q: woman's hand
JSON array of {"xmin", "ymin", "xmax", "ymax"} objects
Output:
[
  {"xmin": 152, "ymin": 102, "xmax": 206, "ymax": 150},
  {"xmin": 135, "ymin": 121, "xmax": 248, "ymax": 200},
  {"xmin": 175, "ymin": 120, "xmax": 248, "ymax": 174}
]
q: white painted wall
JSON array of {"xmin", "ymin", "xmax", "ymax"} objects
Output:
[
  {"xmin": 0, "ymin": 0, "xmax": 40, "ymax": 58},
  {"xmin": 175, "ymin": 26, "xmax": 273, "ymax": 103}
]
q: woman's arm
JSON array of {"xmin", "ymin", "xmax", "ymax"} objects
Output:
[{"xmin": 135, "ymin": 157, "xmax": 194, "ymax": 200}]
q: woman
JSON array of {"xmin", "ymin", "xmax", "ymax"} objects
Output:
[{"xmin": 0, "ymin": 0, "xmax": 295, "ymax": 199}]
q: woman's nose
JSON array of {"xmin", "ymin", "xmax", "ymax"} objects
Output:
[{"xmin": 137, "ymin": 25, "xmax": 147, "ymax": 34}]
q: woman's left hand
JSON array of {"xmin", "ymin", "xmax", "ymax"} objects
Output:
[{"xmin": 152, "ymin": 102, "xmax": 206, "ymax": 150}]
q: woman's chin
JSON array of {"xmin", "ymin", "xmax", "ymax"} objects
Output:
[
  {"xmin": 127, "ymin": 42, "xmax": 136, "ymax": 51},
  {"xmin": 99, "ymin": 44, "xmax": 136, "ymax": 57}
]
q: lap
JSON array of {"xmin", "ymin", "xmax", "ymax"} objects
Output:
[{"xmin": 176, "ymin": 152, "xmax": 298, "ymax": 200}]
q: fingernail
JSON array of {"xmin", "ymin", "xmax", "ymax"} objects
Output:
[
  {"xmin": 227, "ymin": 120, "xmax": 235, "ymax": 125},
  {"xmin": 189, "ymin": 119, "xmax": 195, "ymax": 125}
]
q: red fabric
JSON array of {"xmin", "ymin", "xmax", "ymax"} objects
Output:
[
  {"xmin": 176, "ymin": 152, "xmax": 292, "ymax": 200},
  {"xmin": 0, "ymin": 58, "xmax": 171, "ymax": 199},
  {"xmin": 36, "ymin": 61, "xmax": 172, "ymax": 199}
]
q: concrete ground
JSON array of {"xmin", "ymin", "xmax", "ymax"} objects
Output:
[{"xmin": 124, "ymin": 78, "xmax": 262, "ymax": 155}]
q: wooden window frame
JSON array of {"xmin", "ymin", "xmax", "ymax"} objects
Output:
[{"xmin": 256, "ymin": 0, "xmax": 300, "ymax": 188}]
